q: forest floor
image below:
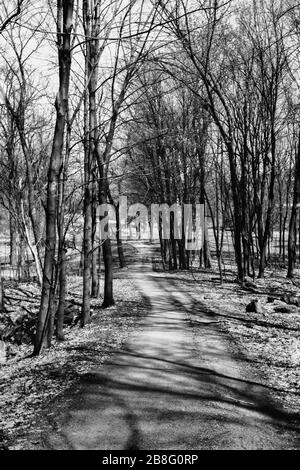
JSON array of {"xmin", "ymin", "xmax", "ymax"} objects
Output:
[
  {"xmin": 1, "ymin": 244, "xmax": 300, "ymax": 449},
  {"xmin": 0, "ymin": 273, "xmax": 149, "ymax": 450},
  {"xmin": 153, "ymin": 267, "xmax": 300, "ymax": 418},
  {"xmin": 38, "ymin": 257, "xmax": 300, "ymax": 450}
]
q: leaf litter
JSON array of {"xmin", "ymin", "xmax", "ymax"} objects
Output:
[
  {"xmin": 0, "ymin": 274, "xmax": 147, "ymax": 449},
  {"xmin": 153, "ymin": 267, "xmax": 300, "ymax": 417}
]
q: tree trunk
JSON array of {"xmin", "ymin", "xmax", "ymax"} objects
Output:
[
  {"xmin": 56, "ymin": 247, "xmax": 66, "ymax": 340},
  {"xmin": 288, "ymin": 131, "xmax": 300, "ymax": 278},
  {"xmin": 0, "ymin": 276, "xmax": 4, "ymax": 312},
  {"xmin": 116, "ymin": 203, "xmax": 126, "ymax": 268},
  {"xmin": 81, "ymin": 0, "xmax": 100, "ymax": 316},
  {"xmin": 10, "ymin": 214, "xmax": 17, "ymax": 265},
  {"xmin": 100, "ymin": 191, "xmax": 114, "ymax": 308},
  {"xmin": 227, "ymin": 146, "xmax": 244, "ymax": 283},
  {"xmin": 97, "ymin": 242, "xmax": 102, "ymax": 297},
  {"xmin": 91, "ymin": 185, "xmax": 98, "ymax": 297},
  {"xmin": 34, "ymin": 0, "xmax": 74, "ymax": 355},
  {"xmin": 82, "ymin": 179, "xmax": 92, "ymax": 324},
  {"xmin": 56, "ymin": 120, "xmax": 71, "ymax": 341}
]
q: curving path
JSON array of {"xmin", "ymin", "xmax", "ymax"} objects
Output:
[{"xmin": 43, "ymin": 247, "xmax": 300, "ymax": 450}]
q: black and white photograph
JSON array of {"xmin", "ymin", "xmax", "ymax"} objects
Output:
[{"xmin": 0, "ymin": 0, "xmax": 300, "ymax": 454}]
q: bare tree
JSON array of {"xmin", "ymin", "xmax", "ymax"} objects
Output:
[
  {"xmin": 34, "ymin": 0, "xmax": 75, "ymax": 355},
  {"xmin": 0, "ymin": 0, "xmax": 26, "ymax": 33}
]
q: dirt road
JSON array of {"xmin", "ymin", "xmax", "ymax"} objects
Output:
[{"xmin": 43, "ymin": 254, "xmax": 300, "ymax": 449}]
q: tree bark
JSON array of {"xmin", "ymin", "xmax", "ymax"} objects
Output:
[
  {"xmin": 34, "ymin": 0, "xmax": 74, "ymax": 355},
  {"xmin": 10, "ymin": 214, "xmax": 17, "ymax": 265},
  {"xmin": 0, "ymin": 277, "xmax": 4, "ymax": 312},
  {"xmin": 100, "ymin": 191, "xmax": 114, "ymax": 308},
  {"xmin": 116, "ymin": 203, "xmax": 126, "ymax": 268},
  {"xmin": 288, "ymin": 131, "xmax": 300, "ymax": 278},
  {"xmin": 81, "ymin": 0, "xmax": 100, "ymax": 320}
]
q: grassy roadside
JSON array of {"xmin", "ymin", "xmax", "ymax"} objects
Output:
[{"xmin": 0, "ymin": 273, "xmax": 148, "ymax": 450}]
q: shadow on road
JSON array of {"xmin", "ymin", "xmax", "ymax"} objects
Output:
[{"xmin": 43, "ymin": 251, "xmax": 300, "ymax": 450}]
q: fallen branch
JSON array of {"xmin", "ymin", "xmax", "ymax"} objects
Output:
[
  {"xmin": 4, "ymin": 295, "xmax": 37, "ymax": 304},
  {"xmin": 213, "ymin": 311, "xmax": 299, "ymax": 332}
]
